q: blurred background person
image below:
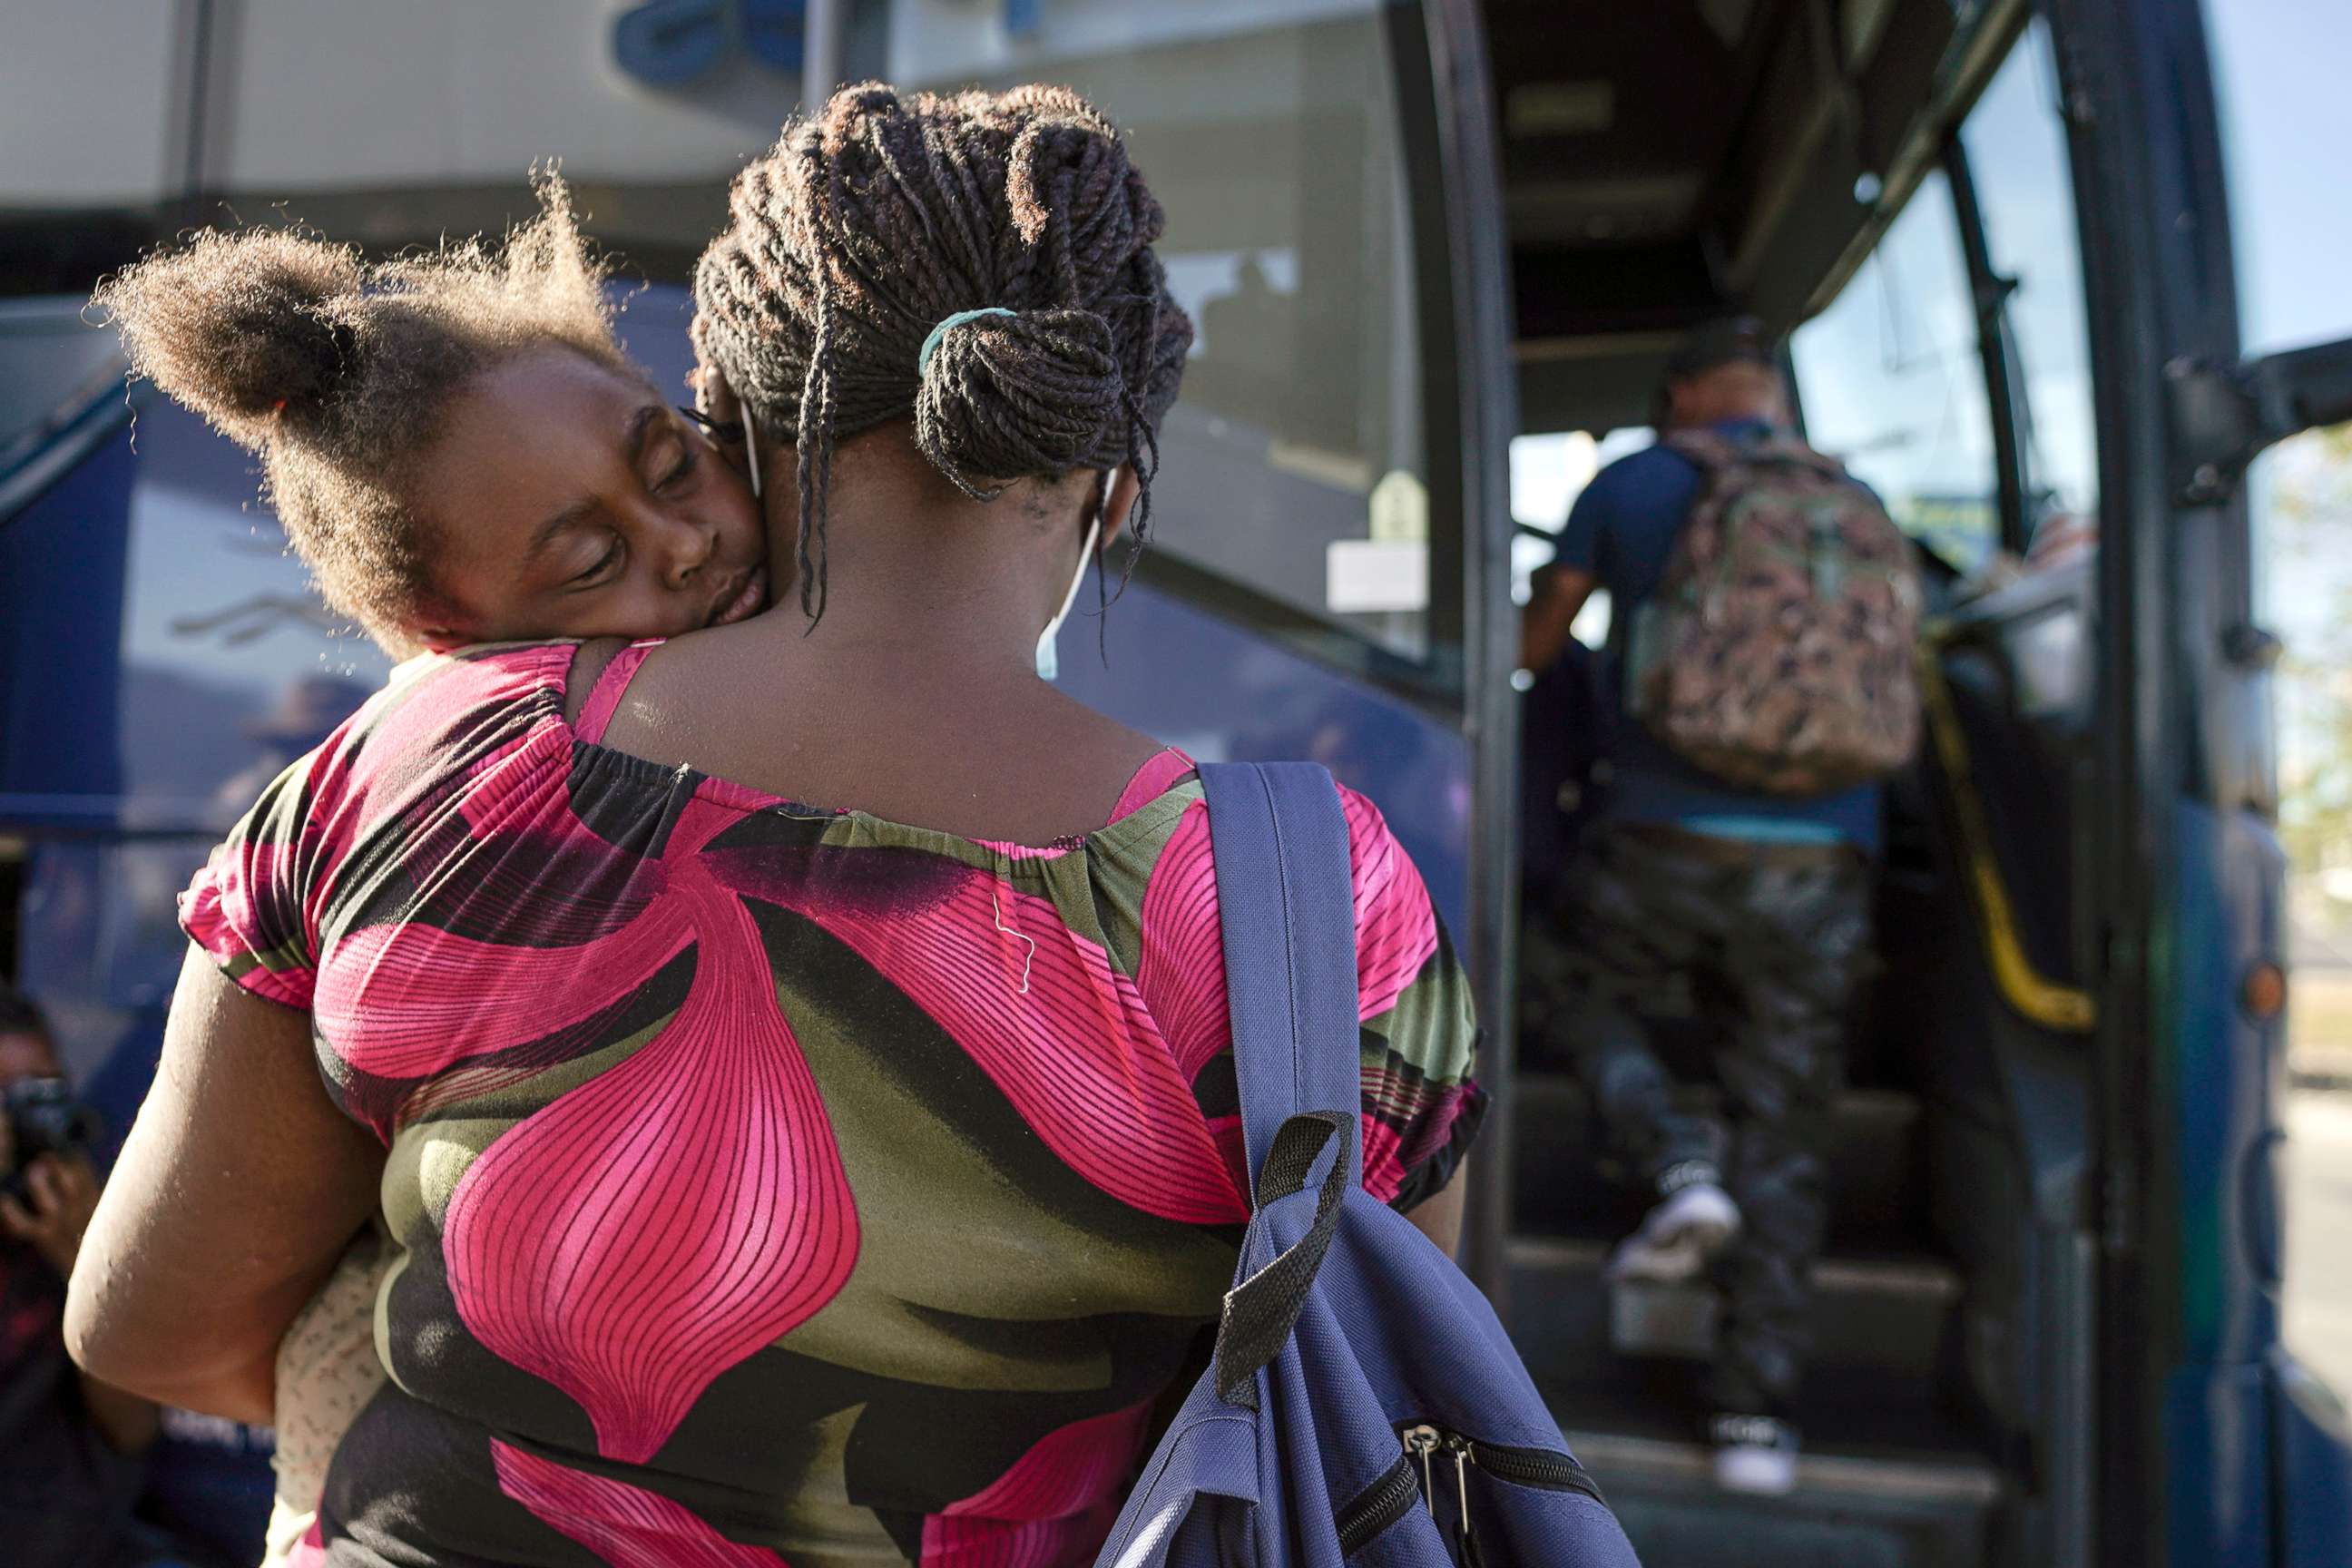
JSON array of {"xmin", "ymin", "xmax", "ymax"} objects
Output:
[
  {"xmin": 0, "ymin": 983, "xmax": 171, "ymax": 1568},
  {"xmin": 1519, "ymin": 319, "xmax": 1905, "ymax": 1493}
]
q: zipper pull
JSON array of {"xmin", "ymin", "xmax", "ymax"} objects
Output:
[
  {"xmin": 1446, "ymin": 1435, "xmax": 1475, "ymax": 1540},
  {"xmin": 1446, "ymin": 1434, "xmax": 1490, "ymax": 1567},
  {"xmin": 1400, "ymin": 1426, "xmax": 1441, "ymax": 1516}
]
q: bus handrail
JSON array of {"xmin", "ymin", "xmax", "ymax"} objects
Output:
[{"xmin": 1916, "ymin": 639, "xmax": 2097, "ymax": 1034}]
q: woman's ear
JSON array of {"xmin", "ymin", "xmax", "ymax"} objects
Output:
[
  {"xmin": 1098, "ymin": 466, "xmax": 1142, "ymax": 548},
  {"xmin": 692, "ymin": 364, "xmax": 745, "ymax": 429},
  {"xmin": 691, "ymin": 367, "xmax": 757, "ymax": 483}
]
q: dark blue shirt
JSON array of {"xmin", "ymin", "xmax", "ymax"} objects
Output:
[{"xmin": 1552, "ymin": 420, "xmax": 1883, "ymax": 853}]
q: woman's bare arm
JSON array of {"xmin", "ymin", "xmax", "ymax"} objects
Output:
[
  {"xmin": 65, "ymin": 947, "xmax": 382, "ymax": 1425},
  {"xmin": 1406, "ymin": 1160, "xmax": 1468, "ymax": 1257}
]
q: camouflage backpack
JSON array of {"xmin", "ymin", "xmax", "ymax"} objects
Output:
[{"xmin": 1624, "ymin": 429, "xmax": 1922, "ymax": 795}]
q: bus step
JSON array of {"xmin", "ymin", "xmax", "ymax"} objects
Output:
[
  {"xmin": 1556, "ymin": 1424, "xmax": 2002, "ymax": 1568},
  {"xmin": 1505, "ymin": 1236, "xmax": 1961, "ymax": 1382},
  {"xmin": 1512, "ymin": 1076, "xmax": 1930, "ymax": 1252}
]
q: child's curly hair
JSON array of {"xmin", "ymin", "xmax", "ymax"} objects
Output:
[{"xmin": 91, "ymin": 177, "xmax": 632, "ymax": 648}]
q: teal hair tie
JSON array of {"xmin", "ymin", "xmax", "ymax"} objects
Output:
[{"xmin": 918, "ymin": 307, "xmax": 1016, "ymax": 376}]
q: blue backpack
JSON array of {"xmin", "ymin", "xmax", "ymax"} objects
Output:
[{"xmin": 1094, "ymin": 763, "xmax": 1641, "ymax": 1568}]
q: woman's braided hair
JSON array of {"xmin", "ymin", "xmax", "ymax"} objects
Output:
[
  {"xmin": 89, "ymin": 177, "xmax": 632, "ymax": 646},
  {"xmin": 691, "ymin": 83, "xmax": 1193, "ymax": 620}
]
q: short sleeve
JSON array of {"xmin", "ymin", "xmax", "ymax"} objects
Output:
[
  {"xmin": 178, "ymin": 642, "xmax": 574, "ymax": 1018},
  {"xmin": 1550, "ymin": 460, "xmax": 1616, "ymax": 578},
  {"xmin": 1338, "ymin": 787, "xmax": 1487, "ymax": 1212},
  {"xmin": 180, "ymin": 750, "xmax": 331, "ymax": 1011}
]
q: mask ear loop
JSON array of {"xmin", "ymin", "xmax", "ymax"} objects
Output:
[
  {"xmin": 1034, "ymin": 510, "xmax": 1101, "ymax": 681},
  {"xmin": 1091, "ymin": 469, "xmax": 1116, "ymax": 666},
  {"xmin": 741, "ymin": 404, "xmax": 765, "ymax": 500}
]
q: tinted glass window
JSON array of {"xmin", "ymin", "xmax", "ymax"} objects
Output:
[
  {"xmin": 906, "ymin": 4, "xmax": 1438, "ymax": 663},
  {"xmin": 1959, "ymin": 20, "xmax": 2099, "ymax": 530},
  {"xmin": 1790, "ymin": 170, "xmax": 1999, "ymax": 573},
  {"xmin": 0, "ymin": 300, "xmax": 124, "ymax": 460},
  {"xmin": 2209, "ymin": 0, "xmax": 2352, "ymax": 357},
  {"xmin": 9, "ymin": 2, "xmax": 1442, "ymax": 666},
  {"xmin": 0, "ymin": 287, "xmax": 708, "ymax": 839}
]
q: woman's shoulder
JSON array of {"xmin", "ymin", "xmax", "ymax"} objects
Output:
[
  {"xmin": 346, "ymin": 642, "xmax": 579, "ymax": 755},
  {"xmin": 383, "ymin": 639, "xmax": 583, "ymax": 713},
  {"xmin": 278, "ymin": 642, "xmax": 583, "ymax": 843},
  {"xmin": 179, "ymin": 642, "xmax": 586, "ymax": 1016}
]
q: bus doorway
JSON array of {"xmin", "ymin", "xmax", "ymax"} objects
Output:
[{"xmin": 1494, "ymin": 2, "xmax": 2352, "ymax": 1564}]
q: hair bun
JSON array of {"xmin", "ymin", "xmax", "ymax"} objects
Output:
[
  {"xmin": 913, "ymin": 306, "xmax": 1124, "ymax": 499},
  {"xmin": 92, "ymin": 228, "xmax": 363, "ymax": 446}
]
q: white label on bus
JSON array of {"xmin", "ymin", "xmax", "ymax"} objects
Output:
[
  {"xmin": 1368, "ymin": 469, "xmax": 1429, "ymax": 543},
  {"xmin": 1327, "ymin": 540, "xmax": 1428, "ymax": 614}
]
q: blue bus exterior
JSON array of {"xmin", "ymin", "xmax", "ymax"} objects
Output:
[{"xmin": 3, "ymin": 1, "xmax": 2349, "ymax": 1563}]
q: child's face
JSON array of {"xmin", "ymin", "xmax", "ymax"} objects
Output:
[{"xmin": 405, "ymin": 348, "xmax": 768, "ymax": 648}]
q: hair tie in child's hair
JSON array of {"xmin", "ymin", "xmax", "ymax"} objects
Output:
[
  {"xmin": 917, "ymin": 308, "xmax": 1016, "ymax": 377},
  {"xmin": 271, "ymin": 397, "xmax": 289, "ymax": 415}
]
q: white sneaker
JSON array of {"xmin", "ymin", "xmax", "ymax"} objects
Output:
[
  {"xmin": 1710, "ymin": 1414, "xmax": 1801, "ymax": 1495},
  {"xmin": 1603, "ymin": 1181, "xmax": 1741, "ymax": 1285}
]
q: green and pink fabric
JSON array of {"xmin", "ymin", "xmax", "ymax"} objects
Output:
[{"xmin": 181, "ymin": 641, "xmax": 1483, "ymax": 1568}]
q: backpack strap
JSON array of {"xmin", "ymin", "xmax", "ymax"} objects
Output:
[
  {"xmin": 1197, "ymin": 762, "xmax": 1364, "ymax": 1203},
  {"xmin": 1667, "ymin": 426, "xmax": 1848, "ymax": 481},
  {"xmin": 1662, "ymin": 427, "xmax": 1746, "ymax": 471}
]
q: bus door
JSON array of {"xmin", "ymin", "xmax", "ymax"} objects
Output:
[
  {"xmin": 1492, "ymin": 0, "xmax": 2352, "ymax": 1562},
  {"xmin": 2041, "ymin": 1, "xmax": 2352, "ymax": 1563},
  {"xmin": 1494, "ymin": 5, "xmax": 2110, "ymax": 1563}
]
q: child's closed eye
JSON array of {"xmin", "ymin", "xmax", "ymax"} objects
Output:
[
  {"xmin": 569, "ymin": 537, "xmax": 624, "ymax": 590},
  {"xmin": 655, "ymin": 443, "xmax": 699, "ymax": 493}
]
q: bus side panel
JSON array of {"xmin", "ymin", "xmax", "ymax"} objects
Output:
[
  {"xmin": 2, "ymin": 426, "xmax": 282, "ymax": 1564},
  {"xmin": 2162, "ymin": 798, "xmax": 2290, "ymax": 1565},
  {"xmin": 1054, "ymin": 584, "xmax": 1471, "ymax": 936},
  {"xmin": 2162, "ymin": 1361, "xmax": 2271, "ymax": 1568},
  {"xmin": 2170, "ymin": 800, "xmax": 2284, "ymax": 1366},
  {"xmin": 0, "ymin": 419, "xmax": 133, "ymax": 805},
  {"xmin": 2273, "ymin": 1352, "xmax": 2352, "ymax": 1568}
]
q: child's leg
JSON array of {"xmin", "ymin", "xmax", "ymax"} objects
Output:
[{"xmin": 260, "ymin": 1224, "xmax": 393, "ymax": 1566}]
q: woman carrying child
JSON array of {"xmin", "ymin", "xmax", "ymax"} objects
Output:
[{"xmin": 67, "ymin": 84, "xmax": 1484, "ymax": 1568}]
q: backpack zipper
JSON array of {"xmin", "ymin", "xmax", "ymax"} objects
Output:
[
  {"xmin": 1368, "ymin": 1423, "xmax": 1606, "ymax": 1562},
  {"xmin": 1335, "ymin": 1448, "xmax": 1426, "ymax": 1554},
  {"xmin": 1457, "ymin": 1436, "xmax": 1606, "ymax": 1504}
]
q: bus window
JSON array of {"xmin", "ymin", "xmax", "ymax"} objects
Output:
[
  {"xmin": 1958, "ymin": 20, "xmax": 2099, "ymax": 534},
  {"xmin": 2210, "ymin": 0, "xmax": 2352, "ymax": 358},
  {"xmin": 1789, "ymin": 170, "xmax": 2000, "ymax": 574},
  {"xmin": 898, "ymin": 4, "xmax": 1441, "ymax": 666}
]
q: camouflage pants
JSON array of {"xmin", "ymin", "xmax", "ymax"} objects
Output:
[{"xmin": 1524, "ymin": 823, "xmax": 1873, "ymax": 1416}]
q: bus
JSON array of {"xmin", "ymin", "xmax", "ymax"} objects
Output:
[{"xmin": 2, "ymin": 2, "xmax": 2347, "ymax": 1563}]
